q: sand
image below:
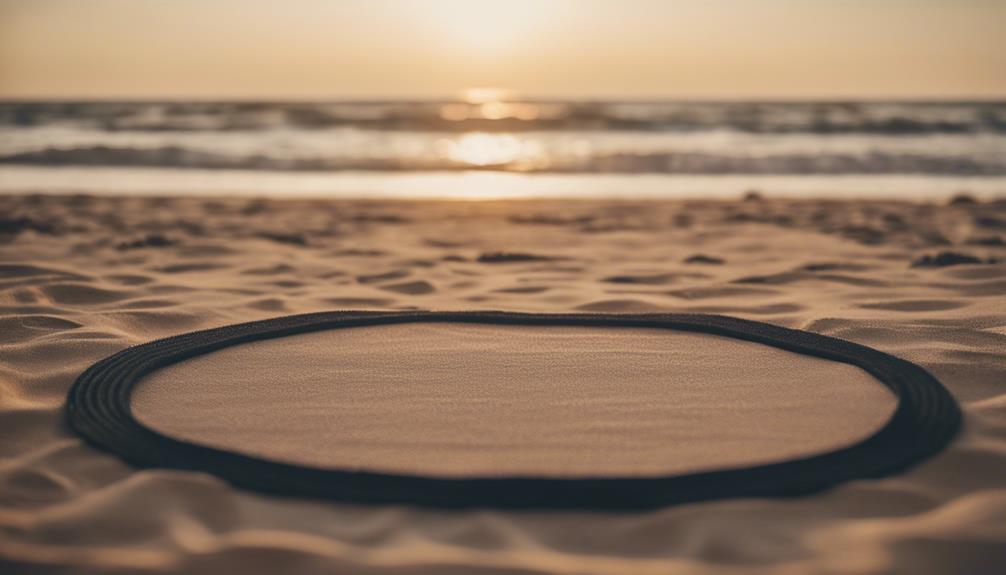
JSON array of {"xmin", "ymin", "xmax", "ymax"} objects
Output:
[
  {"xmin": 1, "ymin": 193, "xmax": 1005, "ymax": 574},
  {"xmin": 132, "ymin": 323, "xmax": 896, "ymax": 477}
]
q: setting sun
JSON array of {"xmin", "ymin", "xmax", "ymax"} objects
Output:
[{"xmin": 418, "ymin": 0, "xmax": 563, "ymax": 55}]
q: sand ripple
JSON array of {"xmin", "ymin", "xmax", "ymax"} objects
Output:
[{"xmin": 1, "ymin": 194, "xmax": 1004, "ymax": 573}]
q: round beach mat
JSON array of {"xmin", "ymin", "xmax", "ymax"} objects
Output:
[{"xmin": 67, "ymin": 311, "xmax": 960, "ymax": 510}]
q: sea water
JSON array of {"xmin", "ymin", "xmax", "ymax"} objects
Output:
[{"xmin": 2, "ymin": 100, "xmax": 1004, "ymax": 199}]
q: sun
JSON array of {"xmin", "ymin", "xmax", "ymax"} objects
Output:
[{"xmin": 419, "ymin": 0, "xmax": 561, "ymax": 55}]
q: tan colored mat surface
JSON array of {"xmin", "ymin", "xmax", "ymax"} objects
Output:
[{"xmin": 134, "ymin": 324, "xmax": 894, "ymax": 477}]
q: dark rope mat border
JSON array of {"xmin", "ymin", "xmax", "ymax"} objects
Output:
[{"xmin": 67, "ymin": 311, "xmax": 961, "ymax": 511}]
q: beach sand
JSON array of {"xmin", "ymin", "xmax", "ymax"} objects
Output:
[
  {"xmin": 2, "ymin": 193, "xmax": 1005, "ymax": 574},
  {"xmin": 132, "ymin": 323, "xmax": 897, "ymax": 478}
]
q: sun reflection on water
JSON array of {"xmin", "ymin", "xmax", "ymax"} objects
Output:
[
  {"xmin": 438, "ymin": 102, "xmax": 542, "ymax": 122},
  {"xmin": 437, "ymin": 132, "xmax": 552, "ymax": 169},
  {"xmin": 439, "ymin": 132, "xmax": 525, "ymax": 166},
  {"xmin": 440, "ymin": 88, "xmax": 557, "ymax": 122}
]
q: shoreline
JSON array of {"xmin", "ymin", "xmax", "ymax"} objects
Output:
[{"xmin": 2, "ymin": 166, "xmax": 1005, "ymax": 200}]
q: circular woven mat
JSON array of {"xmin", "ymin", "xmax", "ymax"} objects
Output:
[{"xmin": 67, "ymin": 311, "xmax": 960, "ymax": 510}]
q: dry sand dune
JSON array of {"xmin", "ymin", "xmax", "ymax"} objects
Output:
[{"xmin": 1, "ymin": 193, "xmax": 1005, "ymax": 574}]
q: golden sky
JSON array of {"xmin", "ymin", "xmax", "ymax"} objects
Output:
[{"xmin": 1, "ymin": 0, "xmax": 1003, "ymax": 99}]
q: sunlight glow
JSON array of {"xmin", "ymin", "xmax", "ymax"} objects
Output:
[
  {"xmin": 461, "ymin": 87, "xmax": 517, "ymax": 104},
  {"xmin": 420, "ymin": 0, "xmax": 561, "ymax": 55},
  {"xmin": 442, "ymin": 133, "xmax": 525, "ymax": 166},
  {"xmin": 2, "ymin": 0, "xmax": 1003, "ymax": 99},
  {"xmin": 438, "ymin": 132, "xmax": 547, "ymax": 169},
  {"xmin": 440, "ymin": 88, "xmax": 569, "ymax": 123},
  {"xmin": 439, "ymin": 100, "xmax": 542, "ymax": 122}
]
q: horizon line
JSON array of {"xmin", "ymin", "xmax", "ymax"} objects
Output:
[{"xmin": 2, "ymin": 93, "xmax": 1005, "ymax": 104}]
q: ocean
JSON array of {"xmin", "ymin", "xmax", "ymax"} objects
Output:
[{"xmin": 2, "ymin": 100, "xmax": 1004, "ymax": 199}]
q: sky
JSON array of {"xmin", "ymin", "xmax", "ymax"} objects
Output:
[{"xmin": 0, "ymin": 0, "xmax": 1003, "ymax": 100}]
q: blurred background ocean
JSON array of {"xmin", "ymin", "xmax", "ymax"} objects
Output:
[{"xmin": 2, "ymin": 97, "xmax": 1004, "ymax": 199}]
